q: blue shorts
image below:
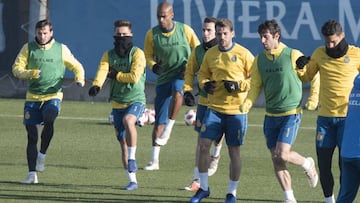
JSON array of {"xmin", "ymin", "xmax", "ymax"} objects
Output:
[
  {"xmin": 200, "ymin": 109, "xmax": 247, "ymax": 146},
  {"xmin": 316, "ymin": 116, "xmax": 345, "ymax": 148},
  {"xmin": 112, "ymin": 102, "xmax": 145, "ymax": 141},
  {"xmin": 154, "ymin": 79, "xmax": 184, "ymax": 125},
  {"xmin": 23, "ymin": 99, "xmax": 61, "ymax": 125},
  {"xmin": 194, "ymin": 104, "xmax": 207, "ymax": 133},
  {"xmin": 263, "ymin": 114, "xmax": 302, "ymax": 149}
]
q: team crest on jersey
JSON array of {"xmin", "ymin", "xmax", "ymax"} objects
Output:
[
  {"xmin": 231, "ymin": 55, "xmax": 237, "ymax": 62},
  {"xmin": 25, "ymin": 111, "xmax": 30, "ymax": 120},
  {"xmin": 344, "ymin": 56, "xmax": 350, "ymax": 63},
  {"xmin": 316, "ymin": 131, "xmax": 323, "ymax": 141}
]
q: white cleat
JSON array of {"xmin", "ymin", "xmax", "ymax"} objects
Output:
[
  {"xmin": 36, "ymin": 155, "xmax": 45, "ymax": 172},
  {"xmin": 208, "ymin": 156, "xmax": 220, "ymax": 176},
  {"xmin": 304, "ymin": 157, "xmax": 318, "ymax": 188},
  {"xmin": 21, "ymin": 172, "xmax": 38, "ymax": 184},
  {"xmin": 143, "ymin": 161, "xmax": 159, "ymax": 171}
]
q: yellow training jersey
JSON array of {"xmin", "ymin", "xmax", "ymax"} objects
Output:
[
  {"xmin": 297, "ymin": 45, "xmax": 360, "ymax": 117},
  {"xmin": 198, "ymin": 43, "xmax": 254, "ymax": 114}
]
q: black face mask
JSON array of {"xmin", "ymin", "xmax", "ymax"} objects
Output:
[
  {"xmin": 326, "ymin": 38, "xmax": 349, "ymax": 58},
  {"xmin": 113, "ymin": 36, "xmax": 133, "ymax": 58},
  {"xmin": 202, "ymin": 38, "xmax": 217, "ymax": 51}
]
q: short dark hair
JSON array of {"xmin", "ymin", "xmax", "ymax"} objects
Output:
[
  {"xmin": 204, "ymin": 16, "xmax": 217, "ymax": 24},
  {"xmin": 35, "ymin": 19, "xmax": 52, "ymax": 31},
  {"xmin": 215, "ymin": 18, "xmax": 233, "ymax": 31},
  {"xmin": 321, "ymin": 19, "xmax": 343, "ymax": 36},
  {"xmin": 257, "ymin": 19, "xmax": 281, "ymax": 38},
  {"xmin": 114, "ymin": 20, "xmax": 132, "ymax": 30}
]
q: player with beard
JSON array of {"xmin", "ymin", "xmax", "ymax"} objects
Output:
[
  {"xmin": 12, "ymin": 19, "xmax": 85, "ymax": 184},
  {"xmin": 241, "ymin": 19, "xmax": 319, "ymax": 203},
  {"xmin": 190, "ymin": 18, "xmax": 254, "ymax": 203}
]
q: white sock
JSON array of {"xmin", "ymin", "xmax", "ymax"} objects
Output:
[
  {"xmin": 284, "ymin": 190, "xmax": 296, "ymax": 201},
  {"xmin": 29, "ymin": 171, "xmax": 37, "ymax": 176},
  {"xmin": 126, "ymin": 170, "xmax": 137, "ymax": 183},
  {"xmin": 152, "ymin": 146, "xmax": 160, "ymax": 162},
  {"xmin": 38, "ymin": 152, "xmax": 46, "ymax": 159},
  {"xmin": 199, "ymin": 172, "xmax": 208, "ymax": 191},
  {"xmin": 325, "ymin": 195, "xmax": 335, "ymax": 203},
  {"xmin": 302, "ymin": 158, "xmax": 311, "ymax": 171},
  {"xmin": 194, "ymin": 167, "xmax": 200, "ymax": 180},
  {"xmin": 128, "ymin": 146, "xmax": 136, "ymax": 160},
  {"xmin": 212, "ymin": 145, "xmax": 222, "ymax": 158},
  {"xmin": 165, "ymin": 119, "xmax": 175, "ymax": 130},
  {"xmin": 227, "ymin": 180, "xmax": 239, "ymax": 196}
]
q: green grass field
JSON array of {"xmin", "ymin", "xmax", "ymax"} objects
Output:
[{"xmin": 0, "ymin": 98, "xmax": 348, "ymax": 203}]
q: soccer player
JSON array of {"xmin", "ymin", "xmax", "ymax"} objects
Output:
[
  {"xmin": 190, "ymin": 18, "xmax": 254, "ymax": 203},
  {"xmin": 88, "ymin": 20, "xmax": 146, "ymax": 190},
  {"xmin": 143, "ymin": 2, "xmax": 200, "ymax": 170},
  {"xmin": 296, "ymin": 19, "xmax": 360, "ymax": 203},
  {"xmin": 12, "ymin": 19, "xmax": 85, "ymax": 184},
  {"xmin": 336, "ymin": 73, "xmax": 360, "ymax": 202},
  {"xmin": 241, "ymin": 19, "xmax": 319, "ymax": 203},
  {"xmin": 183, "ymin": 16, "xmax": 224, "ymax": 192}
]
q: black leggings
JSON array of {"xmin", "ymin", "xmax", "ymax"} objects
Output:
[
  {"xmin": 26, "ymin": 109, "xmax": 58, "ymax": 171},
  {"xmin": 316, "ymin": 147, "xmax": 342, "ymax": 198}
]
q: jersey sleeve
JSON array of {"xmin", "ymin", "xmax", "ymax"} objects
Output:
[
  {"xmin": 12, "ymin": 44, "xmax": 33, "ymax": 79},
  {"xmin": 183, "ymin": 50, "xmax": 199, "ymax": 92},
  {"xmin": 143, "ymin": 29, "xmax": 156, "ymax": 70},
  {"xmin": 62, "ymin": 44, "xmax": 85, "ymax": 85},
  {"xmin": 245, "ymin": 56, "xmax": 262, "ymax": 104},
  {"xmin": 184, "ymin": 24, "xmax": 200, "ymax": 49},
  {"xmin": 92, "ymin": 51, "xmax": 110, "ymax": 88}
]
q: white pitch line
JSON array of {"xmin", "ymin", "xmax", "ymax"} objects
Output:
[
  {"xmin": 0, "ymin": 114, "xmax": 106, "ymax": 121},
  {"xmin": 0, "ymin": 114, "xmax": 316, "ymax": 130}
]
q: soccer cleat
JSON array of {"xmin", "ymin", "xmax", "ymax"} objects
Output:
[
  {"xmin": 21, "ymin": 173, "xmax": 38, "ymax": 184},
  {"xmin": 36, "ymin": 155, "xmax": 45, "ymax": 172},
  {"xmin": 224, "ymin": 193, "xmax": 236, "ymax": 203},
  {"xmin": 155, "ymin": 127, "xmax": 172, "ymax": 146},
  {"xmin": 128, "ymin": 159, "xmax": 138, "ymax": 173},
  {"xmin": 143, "ymin": 161, "xmax": 159, "ymax": 171},
  {"xmin": 208, "ymin": 156, "xmax": 220, "ymax": 176},
  {"xmin": 304, "ymin": 157, "xmax": 318, "ymax": 188},
  {"xmin": 122, "ymin": 182, "xmax": 138, "ymax": 190},
  {"xmin": 184, "ymin": 179, "xmax": 200, "ymax": 191},
  {"xmin": 190, "ymin": 187, "xmax": 210, "ymax": 203}
]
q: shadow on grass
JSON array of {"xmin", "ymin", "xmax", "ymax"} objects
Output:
[{"xmin": 0, "ymin": 181, "xmax": 323, "ymax": 203}]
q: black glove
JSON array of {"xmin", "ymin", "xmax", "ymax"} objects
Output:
[
  {"xmin": 183, "ymin": 91, "xmax": 195, "ymax": 106},
  {"xmin": 223, "ymin": 80, "xmax": 239, "ymax": 93},
  {"xmin": 107, "ymin": 67, "xmax": 118, "ymax": 79},
  {"xmin": 296, "ymin": 56, "xmax": 310, "ymax": 69},
  {"xmin": 152, "ymin": 64, "xmax": 163, "ymax": 75},
  {"xmin": 88, "ymin": 86, "xmax": 100, "ymax": 97},
  {"xmin": 203, "ymin": 81, "xmax": 216, "ymax": 95}
]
